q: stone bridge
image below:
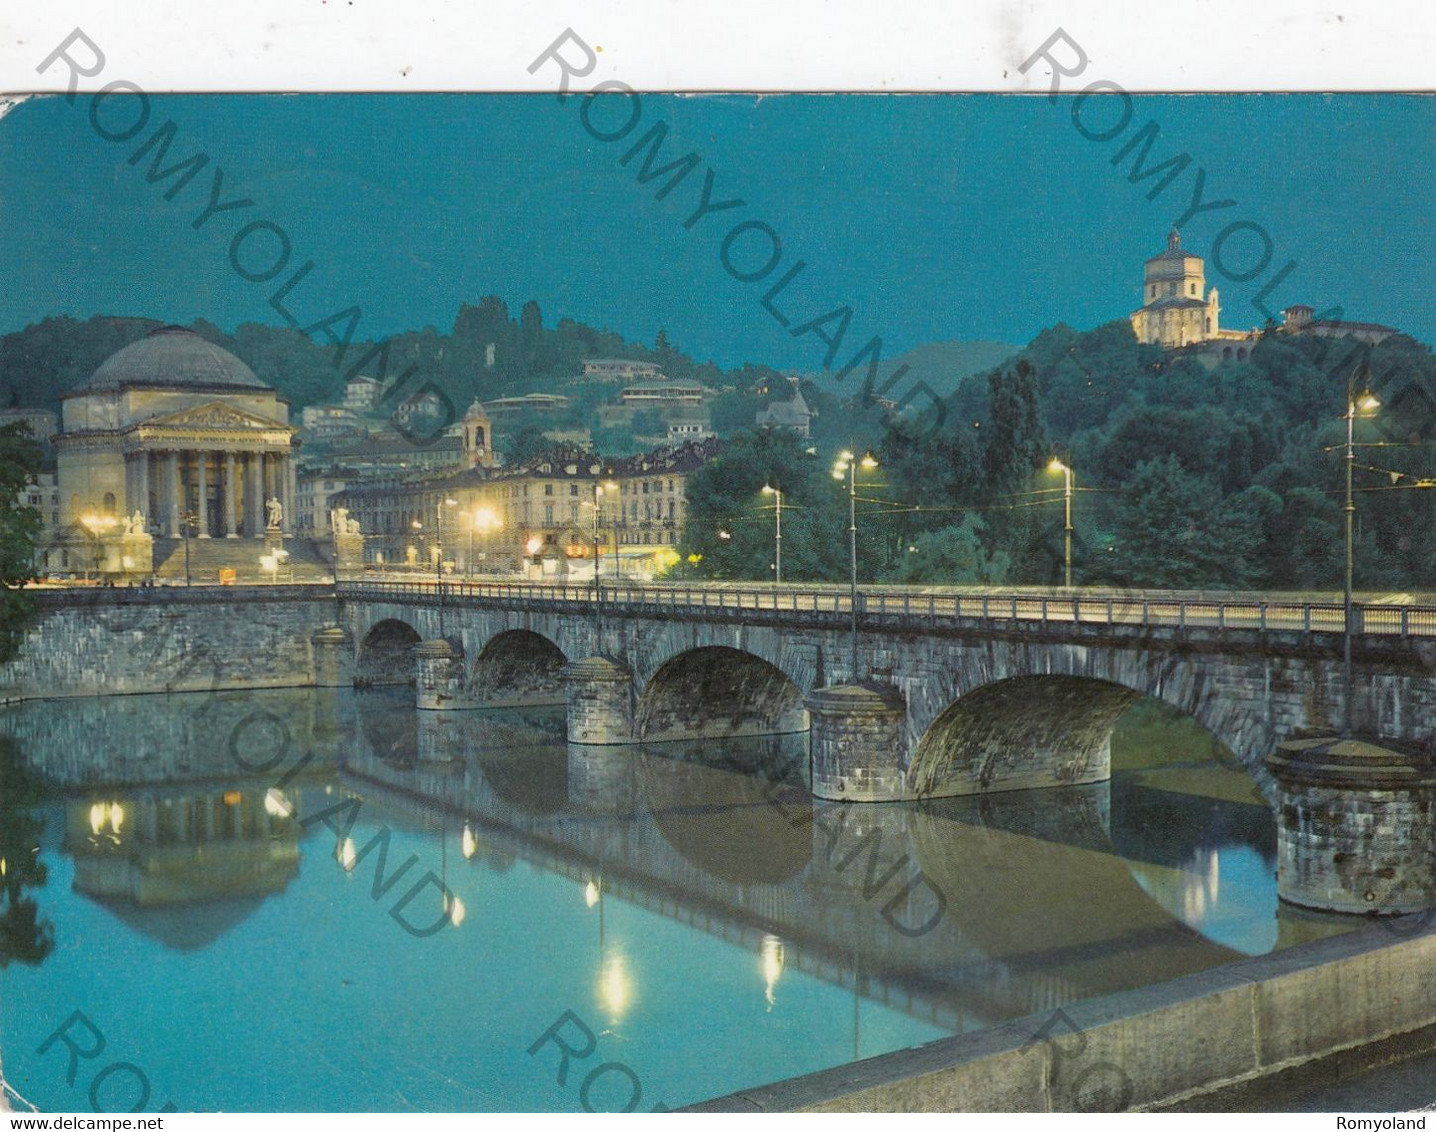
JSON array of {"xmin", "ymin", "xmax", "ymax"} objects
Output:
[
  {"xmin": 337, "ymin": 580, "xmax": 1436, "ymax": 810},
  {"xmin": 8, "ymin": 580, "xmax": 1436, "ymax": 914}
]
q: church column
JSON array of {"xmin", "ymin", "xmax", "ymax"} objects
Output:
[
  {"xmin": 224, "ymin": 452, "xmax": 239, "ymax": 537},
  {"xmin": 196, "ymin": 450, "xmax": 210, "ymax": 537},
  {"xmin": 156, "ymin": 453, "xmax": 168, "ymax": 535},
  {"xmin": 136, "ymin": 451, "xmax": 150, "ymax": 529},
  {"xmin": 283, "ymin": 455, "xmax": 297, "ymax": 535},
  {"xmin": 255, "ymin": 452, "xmax": 269, "ymax": 535},
  {"xmin": 246, "ymin": 453, "xmax": 261, "ymax": 536},
  {"xmin": 257, "ymin": 451, "xmax": 268, "ymax": 522},
  {"xmin": 167, "ymin": 450, "xmax": 182, "ymax": 538}
]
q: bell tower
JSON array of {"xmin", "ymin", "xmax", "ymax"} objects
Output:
[{"xmin": 460, "ymin": 399, "xmax": 494, "ymax": 469}]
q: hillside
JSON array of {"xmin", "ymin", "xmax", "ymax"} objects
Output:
[{"xmin": 877, "ymin": 338, "xmax": 1019, "ymax": 399}]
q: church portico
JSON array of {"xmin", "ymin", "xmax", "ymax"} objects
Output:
[{"xmin": 116, "ymin": 443, "xmax": 295, "ymax": 539}]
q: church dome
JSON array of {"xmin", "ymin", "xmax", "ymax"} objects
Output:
[{"xmin": 72, "ymin": 325, "xmax": 271, "ymax": 395}]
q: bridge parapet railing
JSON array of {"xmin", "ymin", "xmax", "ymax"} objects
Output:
[{"xmin": 336, "ymin": 579, "xmax": 1436, "ymax": 639}]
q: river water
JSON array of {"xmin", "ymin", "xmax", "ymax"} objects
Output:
[{"xmin": 0, "ymin": 687, "xmax": 1355, "ymax": 1112}]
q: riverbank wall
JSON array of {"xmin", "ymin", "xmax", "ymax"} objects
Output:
[
  {"xmin": 0, "ymin": 586, "xmax": 339, "ymax": 703},
  {"xmin": 689, "ymin": 921, "xmax": 1436, "ymax": 1112}
]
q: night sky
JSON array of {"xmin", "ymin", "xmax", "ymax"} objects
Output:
[{"xmin": 2, "ymin": 92, "xmax": 1432, "ymax": 368}]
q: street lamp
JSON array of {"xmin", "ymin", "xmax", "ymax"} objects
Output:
[
  {"xmin": 179, "ymin": 511, "xmax": 197, "ymax": 586},
  {"xmin": 761, "ymin": 484, "xmax": 783, "ymax": 585},
  {"xmin": 437, "ymin": 498, "xmax": 457, "ymax": 635},
  {"xmin": 589, "ymin": 481, "xmax": 617, "ymax": 638},
  {"xmin": 833, "ymin": 450, "xmax": 879, "ymax": 680},
  {"xmin": 1048, "ymin": 458, "xmax": 1074, "ymax": 589},
  {"xmin": 1343, "ymin": 365, "xmax": 1381, "ymax": 738}
]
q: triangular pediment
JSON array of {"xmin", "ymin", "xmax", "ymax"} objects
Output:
[{"xmin": 135, "ymin": 401, "xmax": 291, "ymax": 432}]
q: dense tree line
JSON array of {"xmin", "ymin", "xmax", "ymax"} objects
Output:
[{"xmin": 680, "ymin": 321, "xmax": 1436, "ymax": 593}]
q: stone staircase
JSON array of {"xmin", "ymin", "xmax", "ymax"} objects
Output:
[{"xmin": 150, "ymin": 536, "xmax": 334, "ymax": 584}]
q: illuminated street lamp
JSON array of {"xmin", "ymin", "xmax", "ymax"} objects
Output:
[
  {"xmin": 1048, "ymin": 458, "xmax": 1074, "ymax": 589},
  {"xmin": 833, "ymin": 450, "xmax": 879, "ymax": 679},
  {"xmin": 437, "ymin": 498, "xmax": 458, "ymax": 634},
  {"xmin": 588, "ymin": 480, "xmax": 618, "ymax": 637},
  {"xmin": 1343, "ymin": 365, "xmax": 1381, "ymax": 738},
  {"xmin": 761, "ymin": 484, "xmax": 783, "ymax": 585}
]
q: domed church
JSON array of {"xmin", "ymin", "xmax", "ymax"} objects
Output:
[{"xmin": 56, "ymin": 325, "xmax": 299, "ymax": 540}]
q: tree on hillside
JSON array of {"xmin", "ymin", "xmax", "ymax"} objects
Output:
[
  {"xmin": 1107, "ymin": 456, "xmax": 1266, "ymax": 589},
  {"xmin": 881, "ymin": 516, "xmax": 1010, "ymax": 585},
  {"xmin": 980, "ymin": 360, "xmax": 1047, "ymax": 495},
  {"xmin": 519, "ymin": 300, "xmax": 547, "ymax": 377},
  {"xmin": 677, "ymin": 430, "xmax": 850, "ymax": 582}
]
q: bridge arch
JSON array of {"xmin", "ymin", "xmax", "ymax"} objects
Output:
[
  {"xmin": 910, "ymin": 675, "xmax": 1139, "ymax": 797},
  {"xmin": 900, "ymin": 642, "xmax": 1282, "ymax": 802},
  {"xmin": 356, "ymin": 618, "xmax": 421, "ymax": 687},
  {"xmin": 635, "ymin": 645, "xmax": 808, "ymax": 743},
  {"xmin": 469, "ymin": 629, "xmax": 568, "ymax": 705}
]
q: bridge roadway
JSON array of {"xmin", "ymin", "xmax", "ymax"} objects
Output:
[{"xmin": 338, "ymin": 576, "xmax": 1436, "ymax": 636}]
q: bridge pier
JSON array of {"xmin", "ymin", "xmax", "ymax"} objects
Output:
[
  {"xmin": 564, "ymin": 656, "xmax": 634, "ymax": 745},
  {"xmin": 415, "ymin": 638, "xmax": 465, "ymax": 710},
  {"xmin": 808, "ymin": 683, "xmax": 909, "ymax": 801},
  {"xmin": 1267, "ymin": 737, "xmax": 1436, "ymax": 914},
  {"xmin": 311, "ymin": 625, "xmax": 354, "ymax": 687}
]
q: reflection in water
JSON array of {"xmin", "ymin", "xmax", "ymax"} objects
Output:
[
  {"xmin": 761, "ymin": 934, "xmax": 785, "ymax": 1010},
  {"xmin": 62, "ymin": 783, "xmax": 304, "ymax": 951},
  {"xmin": 0, "ymin": 737, "xmax": 53, "ymax": 968},
  {"xmin": 0, "ymin": 687, "xmax": 1359, "ymax": 1112}
]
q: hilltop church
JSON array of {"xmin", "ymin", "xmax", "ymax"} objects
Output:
[
  {"xmin": 1129, "ymin": 228, "xmax": 1398, "ymax": 365},
  {"xmin": 1129, "ymin": 228, "xmax": 1256, "ymax": 357}
]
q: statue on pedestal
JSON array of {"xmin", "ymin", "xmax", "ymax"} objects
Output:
[{"xmin": 266, "ymin": 497, "xmax": 283, "ymax": 530}]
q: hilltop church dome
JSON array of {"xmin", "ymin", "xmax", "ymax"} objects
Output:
[{"xmin": 73, "ymin": 324, "xmax": 271, "ymax": 395}]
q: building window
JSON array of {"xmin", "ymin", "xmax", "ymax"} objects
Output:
[
  {"xmin": 544, "ymin": 484, "xmax": 553, "ymax": 496},
  {"xmin": 544, "ymin": 503, "xmax": 554, "ymax": 525},
  {"xmin": 570, "ymin": 484, "xmax": 578, "ymax": 496}
]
